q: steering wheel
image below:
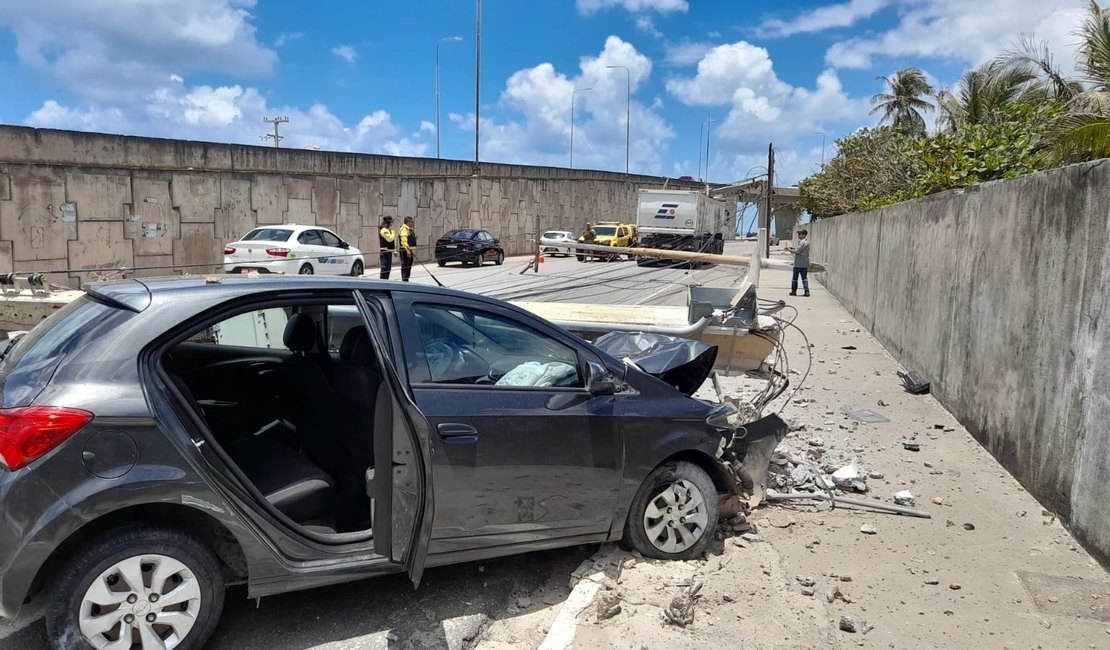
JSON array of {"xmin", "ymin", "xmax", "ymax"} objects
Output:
[{"xmin": 425, "ymin": 340, "xmax": 491, "ymax": 382}]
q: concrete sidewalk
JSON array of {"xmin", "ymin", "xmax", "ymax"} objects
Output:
[{"xmin": 477, "ymin": 265, "xmax": 1110, "ymax": 649}]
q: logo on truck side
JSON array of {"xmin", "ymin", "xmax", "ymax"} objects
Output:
[{"xmin": 655, "ymin": 203, "xmax": 679, "ymax": 219}]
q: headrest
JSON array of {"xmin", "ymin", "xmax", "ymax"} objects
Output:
[
  {"xmin": 283, "ymin": 314, "xmax": 318, "ymax": 352},
  {"xmin": 339, "ymin": 326, "xmax": 375, "ymax": 366}
]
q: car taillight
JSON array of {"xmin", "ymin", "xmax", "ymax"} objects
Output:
[
  {"xmin": 266, "ymin": 248, "xmax": 290, "ymax": 257},
  {"xmin": 224, "ymin": 247, "xmax": 236, "ymax": 255},
  {"xmin": 0, "ymin": 406, "xmax": 95, "ymax": 470}
]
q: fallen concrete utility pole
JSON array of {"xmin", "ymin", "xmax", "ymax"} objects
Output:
[
  {"xmin": 566, "ymin": 241, "xmax": 827, "ymax": 272},
  {"xmin": 766, "ymin": 491, "xmax": 932, "ymax": 519}
]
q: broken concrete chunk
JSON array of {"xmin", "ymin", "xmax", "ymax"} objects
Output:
[
  {"xmin": 894, "ymin": 490, "xmax": 916, "ymax": 506},
  {"xmin": 860, "ymin": 524, "xmax": 879, "ymax": 535},
  {"xmin": 839, "ymin": 616, "xmax": 858, "ymax": 633},
  {"xmin": 796, "ymin": 576, "xmax": 817, "ymax": 587}
]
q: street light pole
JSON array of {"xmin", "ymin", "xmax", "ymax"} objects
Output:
[
  {"xmin": 704, "ymin": 113, "xmax": 712, "ymax": 182},
  {"xmin": 697, "ymin": 121, "xmax": 705, "ymax": 180},
  {"xmin": 474, "ymin": 0, "xmax": 481, "ymax": 174},
  {"xmin": 605, "ymin": 65, "xmax": 630, "ymax": 175},
  {"xmin": 570, "ymin": 87, "xmax": 592, "ymax": 169},
  {"xmin": 436, "ymin": 36, "xmax": 463, "ymax": 159},
  {"xmin": 812, "ymin": 131, "xmax": 826, "ymax": 166}
]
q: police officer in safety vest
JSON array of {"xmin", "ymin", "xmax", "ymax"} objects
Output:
[
  {"xmin": 399, "ymin": 216, "xmax": 416, "ymax": 282},
  {"xmin": 378, "ymin": 216, "xmax": 396, "ymax": 279}
]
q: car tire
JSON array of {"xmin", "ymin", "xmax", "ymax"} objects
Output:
[
  {"xmin": 350, "ymin": 260, "xmax": 364, "ymax": 277},
  {"xmin": 299, "ymin": 264, "xmax": 314, "ymax": 275},
  {"xmin": 46, "ymin": 526, "xmax": 225, "ymax": 650},
  {"xmin": 623, "ymin": 461, "xmax": 718, "ymax": 561},
  {"xmin": 576, "ymin": 254, "xmax": 585, "ymax": 262},
  {"xmin": 437, "ymin": 260, "xmax": 447, "ymax": 267},
  {"xmin": 495, "ymin": 251, "xmax": 504, "ymax": 266}
]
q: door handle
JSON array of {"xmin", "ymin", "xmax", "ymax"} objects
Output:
[{"xmin": 437, "ymin": 423, "xmax": 478, "ymax": 444}]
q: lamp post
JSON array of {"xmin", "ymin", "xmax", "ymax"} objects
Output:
[
  {"xmin": 704, "ymin": 112, "xmax": 712, "ymax": 182},
  {"xmin": 605, "ymin": 65, "xmax": 630, "ymax": 175},
  {"xmin": 813, "ymin": 131, "xmax": 827, "ymax": 166},
  {"xmin": 697, "ymin": 121, "xmax": 705, "ymax": 180},
  {"xmin": 474, "ymin": 0, "xmax": 481, "ymax": 174},
  {"xmin": 569, "ymin": 87, "xmax": 592, "ymax": 169},
  {"xmin": 436, "ymin": 36, "xmax": 463, "ymax": 159}
]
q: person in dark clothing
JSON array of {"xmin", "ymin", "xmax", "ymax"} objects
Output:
[
  {"xmin": 788, "ymin": 229, "xmax": 810, "ymax": 297},
  {"xmin": 378, "ymin": 216, "xmax": 396, "ymax": 279},
  {"xmin": 399, "ymin": 216, "xmax": 416, "ymax": 282}
]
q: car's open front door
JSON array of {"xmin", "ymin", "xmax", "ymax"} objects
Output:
[{"xmin": 355, "ymin": 291, "xmax": 434, "ymax": 586}]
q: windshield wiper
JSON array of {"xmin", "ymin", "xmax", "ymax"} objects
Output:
[{"xmin": 0, "ymin": 333, "xmax": 26, "ymax": 362}]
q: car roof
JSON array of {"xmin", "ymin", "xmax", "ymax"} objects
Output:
[
  {"xmin": 87, "ymin": 275, "xmax": 516, "ymax": 313},
  {"xmin": 243, "ymin": 224, "xmax": 335, "ymax": 235}
]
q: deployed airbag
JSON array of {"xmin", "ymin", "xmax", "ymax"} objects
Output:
[
  {"xmin": 496, "ymin": 361, "xmax": 578, "ymax": 387},
  {"xmin": 592, "ymin": 332, "xmax": 718, "ymax": 396}
]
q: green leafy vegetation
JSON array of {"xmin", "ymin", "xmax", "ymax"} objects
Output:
[{"xmin": 802, "ymin": 1, "xmax": 1110, "ymax": 218}]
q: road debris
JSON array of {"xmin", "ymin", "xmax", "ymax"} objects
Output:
[
  {"xmin": 595, "ymin": 591, "xmax": 622, "ymax": 621},
  {"xmin": 663, "ymin": 582, "xmax": 702, "ymax": 627},
  {"xmin": 902, "ymin": 442, "xmax": 921, "ymax": 452},
  {"xmin": 897, "ymin": 370, "xmax": 930, "ymax": 394},
  {"xmin": 894, "ymin": 490, "xmax": 916, "ymax": 506},
  {"xmin": 767, "ymin": 491, "xmax": 932, "ymax": 518},
  {"xmin": 839, "ymin": 616, "xmax": 858, "ymax": 633},
  {"xmin": 860, "ymin": 524, "xmax": 879, "ymax": 535}
]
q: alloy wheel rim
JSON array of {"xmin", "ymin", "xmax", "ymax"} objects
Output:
[
  {"xmin": 79, "ymin": 554, "xmax": 202, "ymax": 650},
  {"xmin": 643, "ymin": 479, "xmax": 709, "ymax": 554},
  {"xmin": 300, "ymin": 266, "xmax": 312, "ymax": 274}
]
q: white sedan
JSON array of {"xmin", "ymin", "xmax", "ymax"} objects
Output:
[
  {"xmin": 223, "ymin": 225, "xmax": 365, "ymax": 276},
  {"xmin": 539, "ymin": 230, "xmax": 576, "ymax": 257}
]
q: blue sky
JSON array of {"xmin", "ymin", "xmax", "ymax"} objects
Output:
[{"xmin": 0, "ymin": 0, "xmax": 1090, "ymax": 184}]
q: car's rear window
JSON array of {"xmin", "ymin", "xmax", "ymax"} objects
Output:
[
  {"xmin": 242, "ymin": 228, "xmax": 293, "ymax": 242},
  {"xmin": 444, "ymin": 230, "xmax": 476, "ymax": 240},
  {"xmin": 543, "ymin": 231, "xmax": 568, "ymax": 238},
  {"xmin": 0, "ymin": 296, "xmax": 121, "ymax": 407}
]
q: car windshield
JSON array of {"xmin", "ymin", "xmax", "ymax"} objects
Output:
[
  {"xmin": 241, "ymin": 228, "xmax": 294, "ymax": 242},
  {"xmin": 444, "ymin": 230, "xmax": 476, "ymax": 240},
  {"xmin": 594, "ymin": 226, "xmax": 617, "ymax": 236}
]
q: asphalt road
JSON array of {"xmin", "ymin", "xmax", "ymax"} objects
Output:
[{"xmin": 0, "ymin": 239, "xmax": 758, "ymax": 649}]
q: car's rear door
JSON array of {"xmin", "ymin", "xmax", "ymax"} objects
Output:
[{"xmin": 393, "ymin": 294, "xmax": 621, "ymax": 553}]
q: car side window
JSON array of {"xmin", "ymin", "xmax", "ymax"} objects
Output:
[
  {"xmin": 298, "ymin": 230, "xmax": 323, "ymax": 246},
  {"xmin": 320, "ymin": 231, "xmax": 343, "ymax": 248},
  {"xmin": 411, "ymin": 304, "xmax": 582, "ymax": 388},
  {"xmin": 186, "ymin": 308, "xmax": 293, "ymax": 349}
]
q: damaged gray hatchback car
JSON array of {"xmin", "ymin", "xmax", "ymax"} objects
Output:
[{"xmin": 0, "ymin": 276, "xmax": 784, "ymax": 649}]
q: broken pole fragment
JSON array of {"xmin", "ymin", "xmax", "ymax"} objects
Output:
[
  {"xmin": 766, "ymin": 491, "xmax": 932, "ymax": 519},
  {"xmin": 567, "ymin": 241, "xmax": 828, "ymax": 272}
]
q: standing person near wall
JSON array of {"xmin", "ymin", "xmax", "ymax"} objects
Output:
[
  {"xmin": 399, "ymin": 216, "xmax": 416, "ymax": 282},
  {"xmin": 787, "ymin": 228, "xmax": 810, "ymax": 297},
  {"xmin": 378, "ymin": 216, "xmax": 396, "ymax": 280},
  {"xmin": 580, "ymin": 222, "xmax": 596, "ymax": 263}
]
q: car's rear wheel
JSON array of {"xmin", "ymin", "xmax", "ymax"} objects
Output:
[
  {"xmin": 576, "ymin": 254, "xmax": 585, "ymax": 262},
  {"xmin": 495, "ymin": 251, "xmax": 504, "ymax": 265},
  {"xmin": 299, "ymin": 263, "xmax": 314, "ymax": 275},
  {"xmin": 437, "ymin": 260, "xmax": 447, "ymax": 267},
  {"xmin": 47, "ymin": 526, "xmax": 225, "ymax": 650},
  {"xmin": 350, "ymin": 260, "xmax": 364, "ymax": 277},
  {"xmin": 624, "ymin": 461, "xmax": 718, "ymax": 560}
]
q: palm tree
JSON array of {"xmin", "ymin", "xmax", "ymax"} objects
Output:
[
  {"xmin": 999, "ymin": 35, "xmax": 1082, "ymax": 103},
  {"xmin": 1050, "ymin": 1, "xmax": 1110, "ymax": 158},
  {"xmin": 936, "ymin": 60, "xmax": 1046, "ymax": 132},
  {"xmin": 870, "ymin": 67, "xmax": 935, "ymax": 134}
]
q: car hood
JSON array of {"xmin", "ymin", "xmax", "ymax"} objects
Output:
[{"xmin": 592, "ymin": 332, "xmax": 718, "ymax": 396}]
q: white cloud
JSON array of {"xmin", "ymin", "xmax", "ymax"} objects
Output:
[
  {"xmin": 825, "ymin": 0, "xmax": 1086, "ymax": 71},
  {"xmin": 636, "ymin": 15, "xmax": 664, "ymax": 38},
  {"xmin": 25, "ymin": 81, "xmax": 424, "ymax": 156},
  {"xmin": 761, "ymin": 0, "xmax": 889, "ymax": 38},
  {"xmin": 0, "ymin": 0, "xmax": 276, "ymax": 103},
  {"xmin": 331, "ymin": 45, "xmax": 358, "ymax": 63},
  {"xmin": 419, "ymin": 121, "xmax": 436, "ymax": 133},
  {"xmin": 667, "ymin": 42, "xmax": 870, "ymax": 181},
  {"xmin": 576, "ymin": 0, "xmax": 687, "ymax": 15},
  {"xmin": 274, "ymin": 32, "xmax": 302, "ymax": 47},
  {"xmin": 456, "ymin": 36, "xmax": 674, "ymax": 173},
  {"xmin": 663, "ymin": 40, "xmax": 715, "ymax": 67}
]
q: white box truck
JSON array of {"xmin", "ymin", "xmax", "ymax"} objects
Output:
[{"xmin": 635, "ymin": 189, "xmax": 730, "ymax": 265}]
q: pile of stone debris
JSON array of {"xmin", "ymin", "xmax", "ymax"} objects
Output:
[{"xmin": 766, "ymin": 431, "xmax": 882, "ymax": 496}]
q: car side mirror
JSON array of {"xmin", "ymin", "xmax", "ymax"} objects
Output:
[
  {"xmin": 492, "ymin": 239, "xmax": 500, "ymax": 245},
  {"xmin": 586, "ymin": 361, "xmax": 618, "ymax": 395},
  {"xmin": 339, "ymin": 241, "xmax": 350, "ymax": 249}
]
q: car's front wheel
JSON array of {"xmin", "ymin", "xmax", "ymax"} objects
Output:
[
  {"xmin": 299, "ymin": 263, "xmax": 314, "ymax": 275},
  {"xmin": 624, "ymin": 461, "xmax": 718, "ymax": 560},
  {"xmin": 495, "ymin": 251, "xmax": 504, "ymax": 265},
  {"xmin": 350, "ymin": 260, "xmax": 364, "ymax": 277},
  {"xmin": 47, "ymin": 526, "xmax": 225, "ymax": 650}
]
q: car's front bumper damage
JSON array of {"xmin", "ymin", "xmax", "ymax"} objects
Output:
[{"xmin": 715, "ymin": 412, "xmax": 789, "ymax": 509}]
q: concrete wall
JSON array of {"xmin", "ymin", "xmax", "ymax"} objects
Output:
[
  {"xmin": 809, "ymin": 160, "xmax": 1110, "ymax": 567},
  {"xmin": 0, "ymin": 126, "xmax": 702, "ymax": 286}
]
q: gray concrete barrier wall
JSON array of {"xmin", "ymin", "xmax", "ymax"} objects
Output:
[
  {"xmin": 0, "ymin": 126, "xmax": 703, "ymax": 286},
  {"xmin": 809, "ymin": 160, "xmax": 1110, "ymax": 567}
]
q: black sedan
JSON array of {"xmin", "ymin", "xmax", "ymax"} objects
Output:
[
  {"xmin": 434, "ymin": 229, "xmax": 505, "ymax": 267},
  {"xmin": 0, "ymin": 276, "xmax": 782, "ymax": 649}
]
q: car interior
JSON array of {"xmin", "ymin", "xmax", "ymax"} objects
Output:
[{"xmin": 162, "ymin": 302, "xmax": 383, "ymax": 536}]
